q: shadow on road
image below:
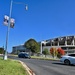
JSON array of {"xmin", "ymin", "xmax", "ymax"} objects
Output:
[
  {"xmin": 52, "ymin": 62, "xmax": 64, "ymax": 65},
  {"xmin": 52, "ymin": 62, "xmax": 75, "ymax": 66}
]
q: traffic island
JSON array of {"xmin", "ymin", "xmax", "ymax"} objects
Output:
[
  {"xmin": 19, "ymin": 61, "xmax": 35, "ymax": 75},
  {"xmin": 0, "ymin": 58, "xmax": 29, "ymax": 75}
]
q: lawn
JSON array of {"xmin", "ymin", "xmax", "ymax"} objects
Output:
[
  {"xmin": 31, "ymin": 56, "xmax": 59, "ymax": 60},
  {"xmin": 0, "ymin": 58, "xmax": 29, "ymax": 75}
]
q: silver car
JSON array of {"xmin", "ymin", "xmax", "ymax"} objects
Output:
[{"xmin": 60, "ymin": 54, "xmax": 75, "ymax": 65}]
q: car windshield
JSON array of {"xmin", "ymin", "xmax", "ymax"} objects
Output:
[
  {"xmin": 25, "ymin": 54, "xmax": 29, "ymax": 56},
  {"xmin": 68, "ymin": 54, "xmax": 75, "ymax": 57}
]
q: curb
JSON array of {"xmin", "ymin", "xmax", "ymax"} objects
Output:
[{"xmin": 19, "ymin": 61, "xmax": 35, "ymax": 75}]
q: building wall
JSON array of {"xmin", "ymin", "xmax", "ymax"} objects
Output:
[
  {"xmin": 12, "ymin": 45, "xmax": 27, "ymax": 54},
  {"xmin": 41, "ymin": 35, "xmax": 75, "ymax": 54},
  {"xmin": 43, "ymin": 46, "xmax": 75, "ymax": 54},
  {"xmin": 12, "ymin": 35, "xmax": 75, "ymax": 55}
]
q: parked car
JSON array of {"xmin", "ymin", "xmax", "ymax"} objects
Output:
[
  {"xmin": 60, "ymin": 54, "xmax": 75, "ymax": 65},
  {"xmin": 18, "ymin": 53, "xmax": 31, "ymax": 59}
]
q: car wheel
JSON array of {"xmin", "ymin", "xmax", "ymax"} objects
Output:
[
  {"xmin": 29, "ymin": 57, "xmax": 31, "ymax": 59},
  {"xmin": 64, "ymin": 59, "xmax": 70, "ymax": 65}
]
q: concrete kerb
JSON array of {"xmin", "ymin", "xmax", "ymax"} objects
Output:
[{"xmin": 19, "ymin": 61, "xmax": 35, "ymax": 75}]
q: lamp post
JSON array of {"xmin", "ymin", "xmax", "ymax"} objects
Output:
[{"xmin": 3, "ymin": 0, "xmax": 28, "ymax": 60}]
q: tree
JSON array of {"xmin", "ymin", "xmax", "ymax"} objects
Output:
[
  {"xmin": 42, "ymin": 48, "xmax": 49, "ymax": 57},
  {"xmin": 24, "ymin": 38, "xmax": 40, "ymax": 54},
  {"xmin": 0, "ymin": 48, "xmax": 4, "ymax": 54},
  {"xmin": 57, "ymin": 48, "xmax": 65, "ymax": 58},
  {"xmin": 50, "ymin": 47, "xmax": 58, "ymax": 58}
]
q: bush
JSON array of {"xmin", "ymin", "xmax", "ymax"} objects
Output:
[
  {"xmin": 50, "ymin": 47, "xmax": 58, "ymax": 58},
  {"xmin": 57, "ymin": 48, "xmax": 65, "ymax": 58},
  {"xmin": 42, "ymin": 48, "xmax": 49, "ymax": 57},
  {"xmin": 0, "ymin": 48, "xmax": 4, "ymax": 54}
]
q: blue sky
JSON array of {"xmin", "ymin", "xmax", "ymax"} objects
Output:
[{"xmin": 0, "ymin": 0, "xmax": 75, "ymax": 52}]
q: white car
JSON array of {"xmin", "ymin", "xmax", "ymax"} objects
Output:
[{"xmin": 60, "ymin": 54, "xmax": 75, "ymax": 65}]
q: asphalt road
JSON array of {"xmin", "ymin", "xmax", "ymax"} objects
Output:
[{"xmin": 8, "ymin": 55, "xmax": 75, "ymax": 75}]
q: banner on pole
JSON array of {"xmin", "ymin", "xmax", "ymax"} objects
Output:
[
  {"xmin": 3, "ymin": 15, "xmax": 15, "ymax": 28},
  {"xmin": 10, "ymin": 18, "xmax": 15, "ymax": 28},
  {"xmin": 3, "ymin": 15, "xmax": 9, "ymax": 26}
]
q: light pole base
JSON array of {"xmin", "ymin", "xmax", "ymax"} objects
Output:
[{"xmin": 3, "ymin": 55, "xmax": 7, "ymax": 60}]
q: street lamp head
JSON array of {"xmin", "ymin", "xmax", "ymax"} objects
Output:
[{"xmin": 25, "ymin": 5, "xmax": 28, "ymax": 10}]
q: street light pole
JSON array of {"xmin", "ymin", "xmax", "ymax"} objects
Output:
[
  {"xmin": 4, "ymin": 0, "xmax": 28, "ymax": 60},
  {"xmin": 4, "ymin": 0, "xmax": 13, "ymax": 60}
]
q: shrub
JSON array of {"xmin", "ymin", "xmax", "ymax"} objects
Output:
[
  {"xmin": 50, "ymin": 47, "xmax": 58, "ymax": 58},
  {"xmin": 0, "ymin": 48, "xmax": 4, "ymax": 54},
  {"xmin": 57, "ymin": 48, "xmax": 65, "ymax": 58},
  {"xmin": 42, "ymin": 48, "xmax": 49, "ymax": 57}
]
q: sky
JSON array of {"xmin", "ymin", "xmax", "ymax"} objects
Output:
[{"xmin": 0, "ymin": 0, "xmax": 75, "ymax": 53}]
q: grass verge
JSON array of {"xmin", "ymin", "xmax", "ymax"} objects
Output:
[
  {"xmin": 0, "ymin": 58, "xmax": 29, "ymax": 75},
  {"xmin": 31, "ymin": 56, "xmax": 59, "ymax": 61}
]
